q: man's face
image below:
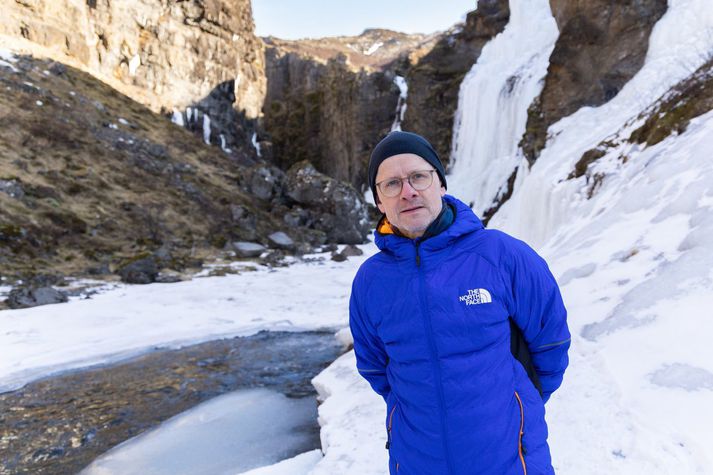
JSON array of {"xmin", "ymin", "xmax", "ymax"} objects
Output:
[{"xmin": 375, "ymin": 153, "xmax": 445, "ymax": 239}]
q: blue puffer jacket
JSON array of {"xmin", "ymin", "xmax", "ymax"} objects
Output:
[{"xmin": 350, "ymin": 195, "xmax": 570, "ymax": 475}]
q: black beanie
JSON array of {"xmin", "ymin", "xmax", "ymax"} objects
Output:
[{"xmin": 368, "ymin": 131, "xmax": 447, "ymax": 202}]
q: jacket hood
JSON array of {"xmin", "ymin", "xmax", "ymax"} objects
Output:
[{"xmin": 374, "ymin": 195, "xmax": 484, "ymax": 259}]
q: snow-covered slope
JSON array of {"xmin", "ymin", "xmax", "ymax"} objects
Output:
[{"xmin": 309, "ymin": 1, "xmax": 713, "ymax": 474}]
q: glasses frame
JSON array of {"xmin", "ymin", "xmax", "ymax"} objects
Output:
[{"xmin": 375, "ymin": 169, "xmax": 436, "ymax": 198}]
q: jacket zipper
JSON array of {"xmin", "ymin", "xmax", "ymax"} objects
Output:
[
  {"xmin": 415, "ymin": 241, "xmax": 455, "ymax": 474},
  {"xmin": 514, "ymin": 391, "xmax": 527, "ymax": 475},
  {"xmin": 386, "ymin": 403, "xmax": 397, "ymax": 449}
]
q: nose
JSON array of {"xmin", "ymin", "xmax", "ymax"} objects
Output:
[{"xmin": 400, "ymin": 178, "xmax": 418, "ymax": 199}]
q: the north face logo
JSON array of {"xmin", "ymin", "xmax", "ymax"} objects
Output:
[{"xmin": 458, "ymin": 288, "xmax": 492, "ymax": 306}]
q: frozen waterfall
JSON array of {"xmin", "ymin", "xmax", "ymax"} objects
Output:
[{"xmin": 447, "ymin": 0, "xmax": 558, "ymax": 217}]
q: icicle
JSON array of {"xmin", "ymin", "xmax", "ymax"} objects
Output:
[
  {"xmin": 220, "ymin": 134, "xmax": 232, "ymax": 153},
  {"xmin": 203, "ymin": 114, "xmax": 211, "ymax": 145},
  {"xmin": 251, "ymin": 132, "xmax": 262, "ymax": 157},
  {"xmin": 171, "ymin": 109, "xmax": 185, "ymax": 127}
]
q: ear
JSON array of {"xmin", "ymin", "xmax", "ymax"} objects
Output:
[
  {"xmin": 440, "ymin": 186, "xmax": 446, "ymax": 197},
  {"xmin": 377, "ymin": 201, "xmax": 385, "ymax": 214}
]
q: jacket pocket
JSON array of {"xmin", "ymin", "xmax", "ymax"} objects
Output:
[{"xmin": 514, "ymin": 391, "xmax": 527, "ymax": 475}]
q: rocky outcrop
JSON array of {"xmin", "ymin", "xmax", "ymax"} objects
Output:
[
  {"xmin": 1, "ymin": 0, "xmax": 266, "ymax": 118},
  {"xmin": 520, "ymin": 0, "xmax": 667, "ymax": 163},
  {"xmin": 260, "ymin": 30, "xmax": 437, "ymax": 190},
  {"xmin": 403, "ymin": 0, "xmax": 510, "ymax": 166},
  {"xmin": 284, "ymin": 161, "xmax": 370, "ymax": 245},
  {"xmin": 568, "ymin": 57, "xmax": 713, "ymax": 188},
  {"xmin": 0, "ymin": 54, "xmax": 367, "ymax": 281}
]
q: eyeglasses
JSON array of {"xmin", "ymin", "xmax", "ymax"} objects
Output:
[{"xmin": 375, "ymin": 169, "xmax": 436, "ymax": 198}]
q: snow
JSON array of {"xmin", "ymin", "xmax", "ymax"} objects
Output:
[
  {"xmin": 490, "ymin": 0, "xmax": 713, "ymax": 247},
  {"xmin": 309, "ymin": 352, "xmax": 388, "ymax": 475},
  {"xmin": 82, "ymin": 389, "xmax": 320, "ymax": 475},
  {"xmin": 35, "ymin": 100, "xmax": 43, "ymax": 106},
  {"xmin": 128, "ymin": 54, "xmax": 141, "ymax": 76},
  {"xmin": 0, "ymin": 246, "xmax": 375, "ymax": 393},
  {"xmin": 364, "ymin": 42, "xmax": 383, "ymax": 56},
  {"xmin": 444, "ymin": 0, "xmax": 713, "ymax": 472},
  {"xmin": 448, "ymin": 0, "xmax": 558, "ymax": 216},
  {"xmin": 0, "ymin": 48, "xmax": 18, "ymax": 72}
]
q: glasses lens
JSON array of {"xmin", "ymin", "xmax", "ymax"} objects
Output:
[
  {"xmin": 409, "ymin": 170, "xmax": 433, "ymax": 191},
  {"xmin": 380, "ymin": 178, "xmax": 403, "ymax": 197}
]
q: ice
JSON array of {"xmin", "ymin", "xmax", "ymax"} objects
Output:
[
  {"xmin": 239, "ymin": 450, "xmax": 322, "ymax": 475},
  {"xmin": 203, "ymin": 113, "xmax": 211, "ymax": 145},
  {"xmin": 390, "ymin": 76, "xmax": 408, "ymax": 132},
  {"xmin": 171, "ymin": 109, "xmax": 185, "ymax": 126},
  {"xmin": 448, "ymin": 0, "xmax": 558, "ymax": 216},
  {"xmin": 252, "ymin": 132, "xmax": 262, "ymax": 156},
  {"xmin": 81, "ymin": 389, "xmax": 320, "ymax": 475},
  {"xmin": 220, "ymin": 133, "xmax": 231, "ymax": 153}
]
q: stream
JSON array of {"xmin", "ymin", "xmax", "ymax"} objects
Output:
[{"xmin": 0, "ymin": 330, "xmax": 343, "ymax": 474}]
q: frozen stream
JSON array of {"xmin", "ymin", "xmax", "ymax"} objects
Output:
[{"xmin": 82, "ymin": 388, "xmax": 319, "ymax": 475}]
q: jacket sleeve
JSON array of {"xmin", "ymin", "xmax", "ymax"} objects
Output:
[
  {"xmin": 505, "ymin": 238, "xmax": 571, "ymax": 403},
  {"xmin": 349, "ymin": 273, "xmax": 391, "ymax": 401}
]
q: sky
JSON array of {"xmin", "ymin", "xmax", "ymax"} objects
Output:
[{"xmin": 252, "ymin": 0, "xmax": 476, "ymax": 39}]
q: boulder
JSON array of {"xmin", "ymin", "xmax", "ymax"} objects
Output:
[
  {"xmin": 285, "ymin": 161, "xmax": 369, "ymax": 244},
  {"xmin": 155, "ymin": 273, "xmax": 183, "ymax": 284},
  {"xmin": 232, "ymin": 241, "xmax": 266, "ymax": 258},
  {"xmin": 117, "ymin": 257, "xmax": 159, "ymax": 284},
  {"xmin": 248, "ymin": 165, "xmax": 285, "ymax": 201},
  {"xmin": 267, "ymin": 232, "xmax": 295, "ymax": 250},
  {"xmin": 330, "ymin": 252, "xmax": 347, "ymax": 262},
  {"xmin": 331, "ymin": 244, "xmax": 364, "ymax": 262},
  {"xmin": 6, "ymin": 286, "xmax": 69, "ymax": 309},
  {"xmin": 340, "ymin": 244, "xmax": 364, "ymax": 257}
]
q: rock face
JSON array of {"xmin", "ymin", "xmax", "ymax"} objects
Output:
[
  {"xmin": 403, "ymin": 0, "xmax": 510, "ymax": 166},
  {"xmin": 260, "ymin": 3, "xmax": 510, "ymax": 185},
  {"xmin": 260, "ymin": 30, "xmax": 437, "ymax": 190},
  {"xmin": 1, "ymin": 0, "xmax": 266, "ymax": 118},
  {"xmin": 520, "ymin": 0, "xmax": 668, "ymax": 162}
]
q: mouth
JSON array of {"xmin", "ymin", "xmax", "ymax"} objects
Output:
[{"xmin": 400, "ymin": 205, "xmax": 424, "ymax": 214}]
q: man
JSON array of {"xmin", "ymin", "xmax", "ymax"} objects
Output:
[{"xmin": 349, "ymin": 131, "xmax": 570, "ymax": 474}]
